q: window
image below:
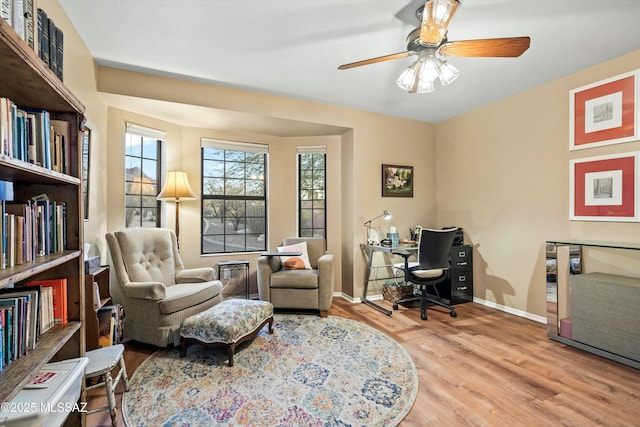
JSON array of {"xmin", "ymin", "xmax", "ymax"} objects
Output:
[
  {"xmin": 124, "ymin": 123, "xmax": 164, "ymax": 228},
  {"xmin": 298, "ymin": 146, "xmax": 326, "ymax": 238},
  {"xmin": 201, "ymin": 139, "xmax": 267, "ymax": 253}
]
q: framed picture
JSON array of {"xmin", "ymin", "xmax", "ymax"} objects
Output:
[
  {"xmin": 81, "ymin": 126, "xmax": 91, "ymax": 220},
  {"xmin": 570, "ymin": 152, "xmax": 640, "ymax": 221},
  {"xmin": 382, "ymin": 164, "xmax": 413, "ymax": 197},
  {"xmin": 569, "ymin": 70, "xmax": 640, "ymax": 150}
]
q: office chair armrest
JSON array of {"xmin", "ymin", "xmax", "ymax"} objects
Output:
[{"xmin": 392, "ymin": 250, "xmax": 412, "ymax": 259}]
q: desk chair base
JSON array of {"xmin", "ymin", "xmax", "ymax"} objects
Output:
[{"xmin": 393, "ymin": 286, "xmax": 457, "ymax": 321}]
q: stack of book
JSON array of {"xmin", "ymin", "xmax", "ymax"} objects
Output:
[
  {"xmin": 0, "ymin": 2, "xmax": 64, "ymax": 81},
  {"xmin": 0, "ymin": 98, "xmax": 72, "ymax": 173},
  {"xmin": 0, "ymin": 195, "xmax": 67, "ymax": 270},
  {"xmin": 0, "ymin": 278, "xmax": 64, "ymax": 371}
]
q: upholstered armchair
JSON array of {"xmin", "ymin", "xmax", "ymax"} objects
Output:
[
  {"xmin": 105, "ymin": 228, "xmax": 223, "ymax": 347},
  {"xmin": 257, "ymin": 237, "xmax": 334, "ymax": 317}
]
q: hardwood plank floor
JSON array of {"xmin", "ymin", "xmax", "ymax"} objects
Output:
[{"xmin": 86, "ymin": 298, "xmax": 640, "ymax": 426}]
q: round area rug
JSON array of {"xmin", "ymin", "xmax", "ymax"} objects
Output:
[{"xmin": 123, "ymin": 314, "xmax": 418, "ymax": 426}]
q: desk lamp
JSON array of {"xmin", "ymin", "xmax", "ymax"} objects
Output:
[
  {"xmin": 157, "ymin": 170, "xmax": 197, "ymax": 248},
  {"xmin": 364, "ymin": 210, "xmax": 391, "ymax": 244}
]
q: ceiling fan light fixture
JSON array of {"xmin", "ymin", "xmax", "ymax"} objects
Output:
[
  {"xmin": 396, "ymin": 59, "xmax": 423, "ymax": 91},
  {"xmin": 416, "ymin": 77, "xmax": 436, "ymax": 93},
  {"xmin": 420, "ymin": 56, "xmax": 440, "ymax": 82},
  {"xmin": 437, "ymin": 60, "xmax": 460, "ymax": 86},
  {"xmin": 420, "ymin": 0, "xmax": 460, "ymax": 45}
]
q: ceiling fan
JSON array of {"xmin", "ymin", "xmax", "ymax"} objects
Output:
[{"xmin": 338, "ymin": 0, "xmax": 530, "ymax": 93}]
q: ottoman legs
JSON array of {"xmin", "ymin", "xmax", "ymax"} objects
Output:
[{"xmin": 180, "ymin": 316, "xmax": 274, "ymax": 366}]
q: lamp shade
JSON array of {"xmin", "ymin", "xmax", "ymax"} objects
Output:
[
  {"xmin": 157, "ymin": 170, "xmax": 197, "ymax": 201},
  {"xmin": 420, "ymin": 0, "xmax": 460, "ymax": 46}
]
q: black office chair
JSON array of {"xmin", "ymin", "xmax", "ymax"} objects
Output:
[{"xmin": 393, "ymin": 227, "xmax": 458, "ymax": 320}]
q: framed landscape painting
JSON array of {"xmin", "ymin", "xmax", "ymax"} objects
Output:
[
  {"xmin": 570, "ymin": 152, "xmax": 640, "ymax": 222},
  {"xmin": 382, "ymin": 164, "xmax": 413, "ymax": 197},
  {"xmin": 569, "ymin": 70, "xmax": 639, "ymax": 150}
]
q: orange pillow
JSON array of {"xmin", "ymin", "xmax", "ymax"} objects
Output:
[
  {"xmin": 277, "ymin": 241, "xmax": 312, "ymax": 270},
  {"xmin": 284, "ymin": 257, "xmax": 307, "ymax": 270}
]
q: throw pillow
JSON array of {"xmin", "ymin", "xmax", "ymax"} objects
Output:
[{"xmin": 277, "ymin": 241, "xmax": 312, "ymax": 270}]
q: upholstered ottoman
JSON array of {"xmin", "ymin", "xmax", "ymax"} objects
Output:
[{"xmin": 179, "ymin": 299, "xmax": 274, "ymax": 366}]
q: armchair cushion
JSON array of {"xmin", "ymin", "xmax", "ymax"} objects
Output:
[
  {"xmin": 159, "ymin": 282, "xmax": 223, "ymax": 315},
  {"xmin": 271, "ymin": 269, "xmax": 319, "ymax": 289},
  {"xmin": 277, "ymin": 241, "xmax": 312, "ymax": 270}
]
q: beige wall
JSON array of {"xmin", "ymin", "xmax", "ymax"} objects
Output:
[
  {"xmin": 97, "ymin": 67, "xmax": 437, "ymax": 299},
  {"xmin": 437, "ymin": 49, "xmax": 640, "ymax": 318},
  {"xmin": 40, "ymin": 0, "xmax": 109, "ymax": 260},
  {"xmin": 53, "ymin": 0, "xmax": 640, "ymax": 320}
]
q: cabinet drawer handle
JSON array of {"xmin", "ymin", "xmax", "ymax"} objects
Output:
[
  {"xmin": 456, "ymin": 261, "xmax": 468, "ymax": 266},
  {"xmin": 457, "ymin": 286, "xmax": 468, "ymax": 291}
]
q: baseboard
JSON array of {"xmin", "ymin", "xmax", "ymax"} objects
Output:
[
  {"xmin": 473, "ymin": 297, "xmax": 546, "ymax": 324},
  {"xmin": 334, "ymin": 293, "xmax": 546, "ymax": 324},
  {"xmin": 335, "ymin": 292, "xmax": 384, "ymax": 303}
]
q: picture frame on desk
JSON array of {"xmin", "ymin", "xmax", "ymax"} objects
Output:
[
  {"xmin": 382, "ymin": 164, "xmax": 413, "ymax": 197},
  {"xmin": 570, "ymin": 152, "xmax": 640, "ymax": 222},
  {"xmin": 569, "ymin": 70, "xmax": 639, "ymax": 150}
]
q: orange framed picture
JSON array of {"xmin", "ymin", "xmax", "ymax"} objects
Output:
[
  {"xmin": 570, "ymin": 152, "xmax": 640, "ymax": 222},
  {"xmin": 570, "ymin": 70, "xmax": 639, "ymax": 150}
]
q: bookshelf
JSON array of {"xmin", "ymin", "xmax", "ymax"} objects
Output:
[{"xmin": 0, "ymin": 16, "xmax": 85, "ymax": 409}]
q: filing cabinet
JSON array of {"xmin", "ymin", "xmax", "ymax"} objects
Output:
[{"xmin": 432, "ymin": 244, "xmax": 473, "ymax": 305}]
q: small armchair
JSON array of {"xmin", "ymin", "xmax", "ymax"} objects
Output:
[
  {"xmin": 257, "ymin": 237, "xmax": 334, "ymax": 317},
  {"xmin": 106, "ymin": 228, "xmax": 223, "ymax": 347}
]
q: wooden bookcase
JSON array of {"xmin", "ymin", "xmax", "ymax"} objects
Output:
[{"xmin": 0, "ymin": 17, "xmax": 86, "ymax": 407}]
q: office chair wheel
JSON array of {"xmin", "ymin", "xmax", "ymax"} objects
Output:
[
  {"xmin": 421, "ymin": 313, "xmax": 427, "ymax": 321},
  {"xmin": 392, "ymin": 303, "xmax": 399, "ymax": 310},
  {"xmin": 450, "ymin": 310, "xmax": 457, "ymax": 317}
]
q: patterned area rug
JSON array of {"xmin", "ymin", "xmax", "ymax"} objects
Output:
[{"xmin": 122, "ymin": 314, "xmax": 418, "ymax": 426}]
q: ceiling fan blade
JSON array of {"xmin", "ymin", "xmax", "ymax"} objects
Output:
[
  {"xmin": 338, "ymin": 51, "xmax": 413, "ymax": 70},
  {"xmin": 438, "ymin": 36, "xmax": 531, "ymax": 57}
]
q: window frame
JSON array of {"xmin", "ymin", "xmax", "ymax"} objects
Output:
[
  {"xmin": 124, "ymin": 123, "xmax": 164, "ymax": 229},
  {"xmin": 200, "ymin": 138, "xmax": 268, "ymax": 254},
  {"xmin": 297, "ymin": 146, "xmax": 327, "ymax": 239}
]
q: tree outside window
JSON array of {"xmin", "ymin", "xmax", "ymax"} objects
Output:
[{"xmin": 201, "ymin": 145, "xmax": 267, "ymax": 253}]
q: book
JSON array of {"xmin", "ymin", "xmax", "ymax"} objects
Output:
[
  {"xmin": 11, "ymin": 0, "xmax": 24, "ymax": 42},
  {"xmin": 37, "ymin": 8, "xmax": 48, "ymax": 67},
  {"xmin": 97, "ymin": 306, "xmax": 114, "ymax": 347},
  {"xmin": 0, "ymin": 287, "xmax": 39, "ymax": 351},
  {"xmin": 0, "ymin": 298, "xmax": 19, "ymax": 360},
  {"xmin": 24, "ymin": 0, "xmax": 36, "ymax": 50},
  {"xmin": 24, "ymin": 367, "xmax": 69, "ymax": 388},
  {"xmin": 0, "ymin": 306, "xmax": 11, "ymax": 366},
  {"xmin": 39, "ymin": 285, "xmax": 54, "ymax": 334},
  {"xmin": 24, "ymin": 278, "xmax": 67, "ymax": 325},
  {"xmin": 1, "ymin": 0, "xmax": 12, "ymax": 26},
  {"xmin": 55, "ymin": 26, "xmax": 63, "ymax": 81},
  {"xmin": 50, "ymin": 119, "xmax": 70, "ymax": 173}
]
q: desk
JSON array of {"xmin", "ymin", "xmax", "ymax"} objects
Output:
[{"xmin": 360, "ymin": 244, "xmax": 418, "ymax": 316}]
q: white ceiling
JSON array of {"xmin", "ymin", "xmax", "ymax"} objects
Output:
[{"xmin": 60, "ymin": 0, "xmax": 640, "ymax": 125}]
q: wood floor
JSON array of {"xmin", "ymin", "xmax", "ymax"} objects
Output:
[{"xmin": 86, "ymin": 298, "xmax": 640, "ymax": 426}]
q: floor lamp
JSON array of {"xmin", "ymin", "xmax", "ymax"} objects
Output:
[{"xmin": 157, "ymin": 170, "xmax": 197, "ymax": 247}]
